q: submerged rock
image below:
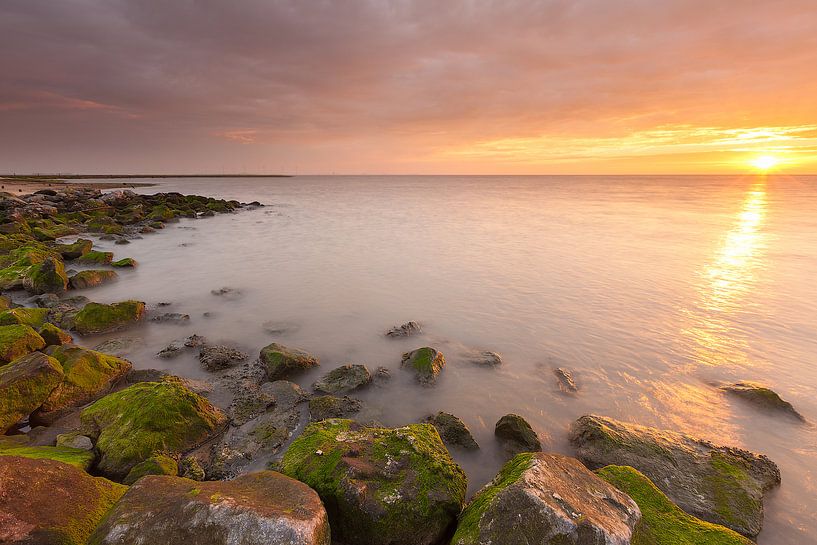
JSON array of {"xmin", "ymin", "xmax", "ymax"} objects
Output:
[
  {"xmin": 308, "ymin": 394, "xmax": 362, "ymax": 421},
  {"xmin": 72, "ymin": 300, "xmax": 146, "ymax": 335},
  {"xmin": 386, "ymin": 320, "xmax": 422, "ymax": 337},
  {"xmin": 281, "ymin": 419, "xmax": 467, "ymax": 545},
  {"xmin": 569, "ymin": 414, "xmax": 781, "ymax": 537},
  {"xmin": 401, "ymin": 346, "xmax": 445, "ymax": 384},
  {"xmin": 68, "ymin": 269, "xmax": 118, "ymax": 290},
  {"xmin": 0, "ymin": 456, "xmax": 126, "ymax": 545},
  {"xmin": 554, "ymin": 367, "xmax": 578, "ymax": 393},
  {"xmin": 312, "ymin": 363, "xmax": 372, "ymax": 394},
  {"xmin": 89, "ymin": 472, "xmax": 331, "ymax": 545},
  {"xmin": 150, "ymin": 312, "xmax": 190, "ymax": 324},
  {"xmin": 426, "ymin": 411, "xmax": 479, "ymax": 450},
  {"xmin": 261, "ymin": 319, "xmax": 300, "ymax": 336},
  {"xmin": 721, "ymin": 381, "xmax": 805, "ymax": 421},
  {"xmin": 597, "ymin": 465, "xmax": 753, "ymax": 545},
  {"xmin": 0, "ymin": 323, "xmax": 45, "ymax": 363},
  {"xmin": 452, "ymin": 453, "xmax": 640, "ymax": 545},
  {"xmin": 79, "ymin": 380, "xmax": 227, "ymax": 480},
  {"xmin": 495, "ymin": 413, "xmax": 542, "ymax": 455},
  {"xmin": 260, "ymin": 342, "xmax": 319, "ymax": 380},
  {"xmin": 0, "ymin": 352, "xmax": 64, "ymax": 433},
  {"xmin": 199, "ymin": 344, "xmax": 248, "ymax": 371},
  {"xmin": 93, "ymin": 336, "xmax": 143, "ymax": 357},
  {"xmin": 463, "ymin": 349, "xmax": 502, "ymax": 367}
]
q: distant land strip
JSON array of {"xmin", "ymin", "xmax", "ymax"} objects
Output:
[{"xmin": 0, "ymin": 174, "xmax": 292, "ymax": 180}]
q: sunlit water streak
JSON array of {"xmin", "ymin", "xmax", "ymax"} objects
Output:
[{"xmin": 66, "ymin": 175, "xmax": 816, "ymax": 544}]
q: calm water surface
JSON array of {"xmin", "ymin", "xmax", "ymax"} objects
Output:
[{"xmin": 77, "ymin": 175, "xmax": 816, "ymax": 544}]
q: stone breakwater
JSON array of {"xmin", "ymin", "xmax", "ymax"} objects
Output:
[{"xmin": 0, "ymin": 187, "xmax": 791, "ymax": 544}]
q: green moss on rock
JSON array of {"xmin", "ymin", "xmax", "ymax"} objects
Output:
[
  {"xmin": 69, "ymin": 269, "xmax": 119, "ymax": 290},
  {"xmin": 80, "ymin": 380, "xmax": 227, "ymax": 480},
  {"xmin": 111, "ymin": 257, "xmax": 138, "ymax": 267},
  {"xmin": 260, "ymin": 342, "xmax": 319, "ymax": 380},
  {"xmin": 401, "ymin": 347, "xmax": 445, "ymax": 384},
  {"xmin": 72, "ymin": 300, "xmax": 145, "ymax": 335},
  {"xmin": 0, "ymin": 306, "xmax": 49, "ymax": 327},
  {"xmin": 597, "ymin": 465, "xmax": 753, "ymax": 545},
  {"xmin": 0, "ymin": 323, "xmax": 46, "ymax": 363},
  {"xmin": 75, "ymin": 250, "xmax": 113, "ymax": 265},
  {"xmin": 0, "ymin": 435, "xmax": 94, "ymax": 470},
  {"xmin": 54, "ymin": 238, "xmax": 93, "ymax": 259},
  {"xmin": 0, "ymin": 351, "xmax": 63, "ymax": 433},
  {"xmin": 39, "ymin": 322, "xmax": 74, "ymax": 346},
  {"xmin": 123, "ymin": 454, "xmax": 179, "ymax": 485}
]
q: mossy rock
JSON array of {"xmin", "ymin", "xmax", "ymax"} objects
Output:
[
  {"xmin": 720, "ymin": 381, "xmax": 805, "ymax": 421},
  {"xmin": 80, "ymin": 380, "xmax": 227, "ymax": 480},
  {"xmin": 56, "ymin": 431, "xmax": 94, "ymax": 450},
  {"xmin": 26, "ymin": 256, "xmax": 69, "ymax": 294},
  {"xmin": 260, "ymin": 342, "xmax": 319, "ymax": 380},
  {"xmin": 281, "ymin": 419, "xmax": 467, "ymax": 545},
  {"xmin": 0, "ymin": 323, "xmax": 46, "ymax": 363},
  {"xmin": 452, "ymin": 453, "xmax": 640, "ymax": 545},
  {"xmin": 54, "ymin": 238, "xmax": 93, "ymax": 259},
  {"xmin": 401, "ymin": 347, "xmax": 445, "ymax": 384},
  {"xmin": 0, "ymin": 294, "xmax": 12, "ymax": 311},
  {"xmin": 123, "ymin": 454, "xmax": 179, "ymax": 485},
  {"xmin": 312, "ymin": 363, "xmax": 372, "ymax": 394},
  {"xmin": 31, "ymin": 344, "xmax": 132, "ymax": 425},
  {"xmin": 0, "ymin": 435, "xmax": 94, "ymax": 470},
  {"xmin": 0, "ymin": 351, "xmax": 63, "ymax": 433},
  {"xmin": 597, "ymin": 465, "xmax": 753, "ymax": 545},
  {"xmin": 75, "ymin": 250, "xmax": 114, "ymax": 265},
  {"xmin": 39, "ymin": 322, "xmax": 74, "ymax": 346},
  {"xmin": 0, "ymin": 236, "xmax": 64, "ymax": 292},
  {"xmin": 0, "ymin": 455, "xmax": 126, "ymax": 545},
  {"xmin": 111, "ymin": 257, "xmax": 138, "ymax": 268},
  {"xmin": 494, "ymin": 413, "xmax": 542, "ymax": 454},
  {"xmin": 69, "ymin": 269, "xmax": 119, "ymax": 290},
  {"xmin": 72, "ymin": 300, "xmax": 146, "ymax": 335},
  {"xmin": 426, "ymin": 412, "xmax": 479, "ymax": 450},
  {"xmin": 0, "ymin": 306, "xmax": 49, "ymax": 327}
]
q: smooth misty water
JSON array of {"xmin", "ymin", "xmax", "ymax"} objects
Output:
[{"xmin": 74, "ymin": 175, "xmax": 816, "ymax": 544}]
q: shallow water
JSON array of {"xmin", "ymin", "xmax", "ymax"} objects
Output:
[{"xmin": 74, "ymin": 175, "xmax": 816, "ymax": 544}]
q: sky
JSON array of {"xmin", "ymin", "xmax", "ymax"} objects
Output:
[{"xmin": 1, "ymin": 0, "xmax": 816, "ymax": 175}]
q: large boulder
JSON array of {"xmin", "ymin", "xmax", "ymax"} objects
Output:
[
  {"xmin": 0, "ymin": 323, "xmax": 46, "ymax": 363},
  {"xmin": 721, "ymin": 381, "xmax": 805, "ymax": 421},
  {"xmin": 597, "ymin": 465, "xmax": 753, "ymax": 545},
  {"xmin": 312, "ymin": 363, "xmax": 372, "ymax": 394},
  {"xmin": 0, "ymin": 236, "xmax": 67, "ymax": 293},
  {"xmin": 569, "ymin": 415, "xmax": 780, "ymax": 537},
  {"xmin": 72, "ymin": 300, "xmax": 146, "ymax": 335},
  {"xmin": 30, "ymin": 344, "xmax": 132, "ymax": 425},
  {"xmin": 0, "ymin": 456, "xmax": 126, "ymax": 545},
  {"xmin": 68, "ymin": 269, "xmax": 119, "ymax": 290},
  {"xmin": 495, "ymin": 413, "xmax": 542, "ymax": 454},
  {"xmin": 26, "ymin": 256, "xmax": 69, "ymax": 294},
  {"xmin": 0, "ymin": 351, "xmax": 63, "ymax": 433},
  {"xmin": 260, "ymin": 342, "xmax": 319, "ymax": 380},
  {"xmin": 401, "ymin": 347, "xmax": 445, "ymax": 384},
  {"xmin": 0, "ymin": 306, "xmax": 49, "ymax": 327},
  {"xmin": 452, "ymin": 453, "xmax": 640, "ymax": 545},
  {"xmin": 89, "ymin": 472, "xmax": 330, "ymax": 545},
  {"xmin": 80, "ymin": 380, "xmax": 227, "ymax": 480},
  {"xmin": 280, "ymin": 419, "xmax": 467, "ymax": 545}
]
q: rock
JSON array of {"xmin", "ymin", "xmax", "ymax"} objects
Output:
[
  {"xmin": 260, "ymin": 342, "xmax": 319, "ymax": 380},
  {"xmin": 281, "ymin": 419, "xmax": 467, "ymax": 545},
  {"xmin": 93, "ymin": 336, "xmax": 143, "ymax": 357},
  {"xmin": 114, "ymin": 238, "xmax": 130, "ymax": 245},
  {"xmin": 150, "ymin": 312, "xmax": 190, "ymax": 323},
  {"xmin": 386, "ymin": 320, "xmax": 422, "ymax": 337},
  {"xmin": 374, "ymin": 365, "xmax": 391, "ymax": 385},
  {"xmin": 39, "ymin": 322, "xmax": 73, "ymax": 346},
  {"xmin": 401, "ymin": 346, "xmax": 445, "ymax": 384},
  {"xmin": 312, "ymin": 363, "xmax": 372, "ymax": 394},
  {"xmin": 0, "ymin": 456, "xmax": 126, "ymax": 545},
  {"xmin": 79, "ymin": 380, "xmax": 227, "ymax": 480},
  {"xmin": 464, "ymin": 349, "xmax": 502, "ymax": 367},
  {"xmin": 200, "ymin": 345, "xmax": 249, "ymax": 371},
  {"xmin": 0, "ymin": 435, "xmax": 95, "ymax": 470},
  {"xmin": 229, "ymin": 385, "xmax": 276, "ymax": 426},
  {"xmin": 0, "ymin": 323, "xmax": 46, "ymax": 363},
  {"xmin": 211, "ymin": 286, "xmax": 241, "ymax": 297},
  {"xmin": 0, "ymin": 351, "xmax": 64, "ymax": 433},
  {"xmin": 56, "ymin": 431, "xmax": 94, "ymax": 451},
  {"xmin": 179, "ymin": 456, "xmax": 206, "ymax": 480},
  {"xmin": 308, "ymin": 395, "xmax": 362, "ymax": 421},
  {"xmin": 555, "ymin": 367, "xmax": 578, "ymax": 393},
  {"xmin": 0, "ymin": 306, "xmax": 49, "ymax": 327},
  {"xmin": 721, "ymin": 381, "xmax": 805, "ymax": 421},
  {"xmin": 68, "ymin": 269, "xmax": 118, "ymax": 289},
  {"xmin": 31, "ymin": 344, "xmax": 132, "ymax": 425},
  {"xmin": 111, "ymin": 257, "xmax": 138, "ymax": 267},
  {"xmin": 185, "ymin": 333, "xmax": 207, "ymax": 347},
  {"xmin": 452, "ymin": 453, "xmax": 640, "ymax": 545},
  {"xmin": 426, "ymin": 412, "xmax": 479, "ymax": 450},
  {"xmin": 569, "ymin": 415, "xmax": 781, "ymax": 537},
  {"xmin": 26, "ymin": 256, "xmax": 68, "ymax": 294},
  {"xmin": 75, "ymin": 250, "xmax": 113, "ymax": 265},
  {"xmin": 262, "ymin": 320, "xmax": 300, "ymax": 335},
  {"xmin": 597, "ymin": 465, "xmax": 753, "ymax": 545},
  {"xmin": 55, "ymin": 238, "xmax": 93, "ymax": 259},
  {"xmin": 156, "ymin": 334, "xmax": 205, "ymax": 359},
  {"xmin": 88, "ymin": 472, "xmax": 331, "ymax": 545},
  {"xmin": 72, "ymin": 300, "xmax": 146, "ymax": 335},
  {"xmin": 126, "ymin": 368, "xmax": 171, "ymax": 383},
  {"xmin": 123, "ymin": 454, "xmax": 179, "ymax": 485},
  {"xmin": 495, "ymin": 413, "xmax": 542, "ymax": 454}
]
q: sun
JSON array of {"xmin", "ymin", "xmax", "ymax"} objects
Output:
[{"xmin": 750, "ymin": 155, "xmax": 779, "ymax": 171}]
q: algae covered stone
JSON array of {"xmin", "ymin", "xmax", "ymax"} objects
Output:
[
  {"xmin": 75, "ymin": 250, "xmax": 113, "ymax": 265},
  {"xmin": 494, "ymin": 413, "xmax": 542, "ymax": 454},
  {"xmin": 111, "ymin": 257, "xmax": 138, "ymax": 267},
  {"xmin": 0, "ymin": 306, "xmax": 49, "ymax": 327},
  {"xmin": 720, "ymin": 381, "xmax": 805, "ymax": 421},
  {"xmin": 123, "ymin": 454, "xmax": 179, "ymax": 485},
  {"xmin": 452, "ymin": 453, "xmax": 640, "ymax": 545},
  {"xmin": 0, "ymin": 435, "xmax": 95, "ymax": 470},
  {"xmin": 39, "ymin": 322, "xmax": 74, "ymax": 346},
  {"xmin": 570, "ymin": 415, "xmax": 780, "ymax": 537},
  {"xmin": 26, "ymin": 256, "xmax": 69, "ymax": 294},
  {"xmin": 68, "ymin": 269, "xmax": 119, "ymax": 290},
  {"xmin": 260, "ymin": 342, "xmax": 319, "ymax": 380},
  {"xmin": 426, "ymin": 411, "xmax": 479, "ymax": 450},
  {"xmin": 312, "ymin": 363, "xmax": 372, "ymax": 394},
  {"xmin": 89, "ymin": 471, "xmax": 330, "ymax": 545},
  {"xmin": 401, "ymin": 346, "xmax": 445, "ymax": 384},
  {"xmin": 72, "ymin": 299, "xmax": 146, "ymax": 335},
  {"xmin": 0, "ymin": 351, "xmax": 63, "ymax": 433},
  {"xmin": 0, "ymin": 323, "xmax": 46, "ymax": 363},
  {"xmin": 80, "ymin": 380, "xmax": 227, "ymax": 480},
  {"xmin": 597, "ymin": 465, "xmax": 753, "ymax": 545},
  {"xmin": 281, "ymin": 418, "xmax": 467, "ymax": 545},
  {"xmin": 55, "ymin": 238, "xmax": 93, "ymax": 259},
  {"xmin": 0, "ymin": 455, "xmax": 125, "ymax": 545}
]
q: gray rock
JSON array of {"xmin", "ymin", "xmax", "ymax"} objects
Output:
[
  {"xmin": 386, "ymin": 321, "xmax": 422, "ymax": 338},
  {"xmin": 495, "ymin": 413, "xmax": 542, "ymax": 455},
  {"xmin": 55, "ymin": 432, "xmax": 94, "ymax": 451},
  {"xmin": 554, "ymin": 367, "xmax": 578, "ymax": 393},
  {"xmin": 464, "ymin": 349, "xmax": 502, "ymax": 367},
  {"xmin": 312, "ymin": 364, "xmax": 372, "ymax": 394},
  {"xmin": 150, "ymin": 312, "xmax": 190, "ymax": 324},
  {"xmin": 200, "ymin": 345, "xmax": 248, "ymax": 371},
  {"xmin": 308, "ymin": 395, "xmax": 362, "ymax": 421},
  {"xmin": 426, "ymin": 412, "xmax": 479, "ymax": 450},
  {"xmin": 452, "ymin": 453, "xmax": 640, "ymax": 545},
  {"xmin": 569, "ymin": 414, "xmax": 781, "ymax": 537},
  {"xmin": 721, "ymin": 381, "xmax": 804, "ymax": 421},
  {"xmin": 93, "ymin": 337, "xmax": 144, "ymax": 357}
]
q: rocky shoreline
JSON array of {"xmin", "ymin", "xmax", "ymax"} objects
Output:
[{"xmin": 0, "ymin": 187, "xmax": 799, "ymax": 544}]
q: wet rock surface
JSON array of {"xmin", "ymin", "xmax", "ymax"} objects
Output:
[
  {"xmin": 199, "ymin": 344, "xmax": 249, "ymax": 371},
  {"xmin": 385, "ymin": 320, "xmax": 422, "ymax": 337},
  {"xmin": 308, "ymin": 394, "xmax": 362, "ymax": 421},
  {"xmin": 260, "ymin": 342, "xmax": 319, "ymax": 380},
  {"xmin": 426, "ymin": 411, "xmax": 479, "ymax": 450},
  {"xmin": 312, "ymin": 363, "xmax": 372, "ymax": 394},
  {"xmin": 554, "ymin": 367, "xmax": 578, "ymax": 393},
  {"xmin": 401, "ymin": 346, "xmax": 445, "ymax": 384},
  {"xmin": 495, "ymin": 413, "xmax": 542, "ymax": 455},
  {"xmin": 720, "ymin": 381, "xmax": 804, "ymax": 421}
]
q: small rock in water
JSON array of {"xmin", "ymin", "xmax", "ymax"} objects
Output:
[
  {"xmin": 386, "ymin": 320, "xmax": 422, "ymax": 337},
  {"xmin": 149, "ymin": 312, "xmax": 190, "ymax": 324},
  {"xmin": 426, "ymin": 412, "xmax": 479, "ymax": 450},
  {"xmin": 495, "ymin": 413, "xmax": 542, "ymax": 455},
  {"xmin": 401, "ymin": 347, "xmax": 445, "ymax": 385},
  {"xmin": 156, "ymin": 301, "xmax": 172, "ymax": 307},
  {"xmin": 199, "ymin": 345, "xmax": 248, "ymax": 371},
  {"xmin": 373, "ymin": 365, "xmax": 391, "ymax": 385},
  {"xmin": 210, "ymin": 286, "xmax": 242, "ymax": 298},
  {"xmin": 183, "ymin": 334, "xmax": 207, "ymax": 347},
  {"xmin": 720, "ymin": 381, "xmax": 804, "ymax": 421},
  {"xmin": 464, "ymin": 349, "xmax": 502, "ymax": 367},
  {"xmin": 554, "ymin": 367, "xmax": 578, "ymax": 393},
  {"xmin": 156, "ymin": 340, "xmax": 185, "ymax": 359},
  {"xmin": 261, "ymin": 320, "xmax": 300, "ymax": 336},
  {"xmin": 312, "ymin": 364, "xmax": 372, "ymax": 394}
]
